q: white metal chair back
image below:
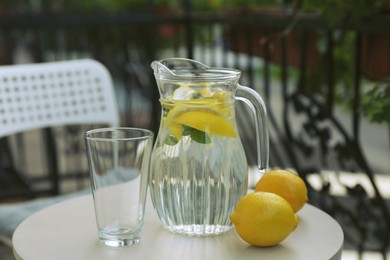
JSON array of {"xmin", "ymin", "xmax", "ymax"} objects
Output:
[{"xmin": 0, "ymin": 59, "xmax": 119, "ymax": 138}]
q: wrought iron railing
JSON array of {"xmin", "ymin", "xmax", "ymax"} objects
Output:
[{"xmin": 0, "ymin": 9, "xmax": 389, "ymax": 258}]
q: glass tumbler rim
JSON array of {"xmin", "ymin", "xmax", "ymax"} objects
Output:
[{"xmin": 84, "ymin": 127, "xmax": 154, "ymax": 142}]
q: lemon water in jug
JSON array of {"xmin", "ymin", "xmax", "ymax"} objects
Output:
[{"xmin": 150, "ymin": 58, "xmax": 268, "ymax": 236}]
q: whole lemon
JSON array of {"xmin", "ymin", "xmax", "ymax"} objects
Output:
[
  {"xmin": 230, "ymin": 192, "xmax": 298, "ymax": 247},
  {"xmin": 255, "ymin": 169, "xmax": 308, "ymax": 213}
]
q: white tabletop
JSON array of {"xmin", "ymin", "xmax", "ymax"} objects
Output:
[{"xmin": 13, "ymin": 193, "xmax": 343, "ymax": 260}]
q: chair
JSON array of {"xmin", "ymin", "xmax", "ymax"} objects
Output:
[
  {"xmin": 0, "ymin": 59, "xmax": 119, "ymax": 200},
  {"xmin": 0, "ymin": 59, "xmax": 120, "ymax": 247}
]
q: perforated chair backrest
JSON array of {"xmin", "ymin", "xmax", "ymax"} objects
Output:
[{"xmin": 0, "ymin": 59, "xmax": 119, "ymax": 138}]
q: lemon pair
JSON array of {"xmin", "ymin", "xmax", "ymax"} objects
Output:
[{"xmin": 230, "ymin": 170, "xmax": 308, "ymax": 247}]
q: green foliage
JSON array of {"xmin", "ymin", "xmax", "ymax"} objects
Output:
[
  {"xmin": 62, "ymin": 0, "xmax": 147, "ymax": 12},
  {"xmin": 293, "ymin": 0, "xmax": 390, "ymax": 26},
  {"xmin": 361, "ymin": 82, "xmax": 390, "ymax": 123},
  {"xmin": 306, "ymin": 32, "xmax": 355, "ymax": 93},
  {"xmin": 226, "ymin": 0, "xmax": 280, "ymax": 9},
  {"xmin": 285, "ymin": 1, "xmax": 390, "ymax": 123},
  {"xmin": 58, "ymin": 0, "xmax": 284, "ymax": 13},
  {"xmin": 302, "ymin": 30, "xmax": 390, "ymax": 123}
]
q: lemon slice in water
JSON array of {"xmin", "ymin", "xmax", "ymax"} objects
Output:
[{"xmin": 173, "ymin": 110, "xmax": 236, "ymax": 137}]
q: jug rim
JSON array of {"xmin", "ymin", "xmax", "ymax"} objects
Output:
[{"xmin": 152, "ymin": 58, "xmax": 241, "ymax": 81}]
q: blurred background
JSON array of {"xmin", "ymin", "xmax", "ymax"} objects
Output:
[{"xmin": 0, "ymin": 0, "xmax": 389, "ymax": 259}]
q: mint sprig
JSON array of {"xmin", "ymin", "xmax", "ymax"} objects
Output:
[
  {"xmin": 164, "ymin": 135, "xmax": 178, "ymax": 146},
  {"xmin": 182, "ymin": 125, "xmax": 211, "ymax": 144},
  {"xmin": 164, "ymin": 125, "xmax": 211, "ymax": 145},
  {"xmin": 189, "ymin": 127, "xmax": 211, "ymax": 144}
]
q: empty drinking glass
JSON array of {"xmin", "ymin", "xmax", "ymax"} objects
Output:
[{"xmin": 85, "ymin": 127, "xmax": 154, "ymax": 247}]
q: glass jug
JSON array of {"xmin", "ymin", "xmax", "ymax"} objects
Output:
[{"xmin": 150, "ymin": 58, "xmax": 268, "ymax": 236}]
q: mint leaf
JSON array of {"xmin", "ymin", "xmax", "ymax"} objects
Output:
[
  {"xmin": 164, "ymin": 126, "xmax": 211, "ymax": 145},
  {"xmin": 182, "ymin": 125, "xmax": 193, "ymax": 136},
  {"xmin": 192, "ymin": 92, "xmax": 203, "ymax": 99},
  {"xmin": 164, "ymin": 135, "xmax": 178, "ymax": 146},
  {"xmin": 190, "ymin": 128, "xmax": 211, "ymax": 144}
]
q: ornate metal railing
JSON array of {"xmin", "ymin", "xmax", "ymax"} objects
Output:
[
  {"xmin": 223, "ymin": 13, "xmax": 390, "ymax": 257},
  {"xmin": 0, "ymin": 8, "xmax": 389, "ymax": 258}
]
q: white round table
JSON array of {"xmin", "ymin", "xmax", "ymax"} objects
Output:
[{"xmin": 13, "ymin": 194, "xmax": 343, "ymax": 260}]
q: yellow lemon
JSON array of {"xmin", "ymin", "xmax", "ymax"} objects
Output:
[
  {"xmin": 162, "ymin": 89, "xmax": 236, "ymax": 139},
  {"xmin": 164, "ymin": 99, "xmax": 220, "ymax": 120},
  {"xmin": 168, "ymin": 123, "xmax": 183, "ymax": 140},
  {"xmin": 213, "ymin": 91, "xmax": 230, "ymax": 102},
  {"xmin": 255, "ymin": 169, "xmax": 308, "ymax": 213},
  {"xmin": 164, "ymin": 103, "xmax": 188, "ymax": 125},
  {"xmin": 173, "ymin": 110, "xmax": 236, "ymax": 137},
  {"xmin": 197, "ymin": 87, "xmax": 212, "ymax": 97},
  {"xmin": 230, "ymin": 192, "xmax": 298, "ymax": 247},
  {"xmin": 212, "ymin": 91, "xmax": 232, "ymax": 115}
]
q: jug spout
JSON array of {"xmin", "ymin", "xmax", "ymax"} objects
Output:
[{"xmin": 151, "ymin": 60, "xmax": 173, "ymax": 79}]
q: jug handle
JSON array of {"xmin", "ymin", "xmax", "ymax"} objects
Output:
[{"xmin": 235, "ymin": 84, "xmax": 269, "ymax": 173}]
